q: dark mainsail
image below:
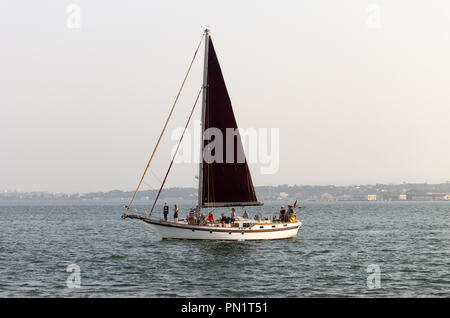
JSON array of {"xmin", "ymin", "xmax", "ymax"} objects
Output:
[{"xmin": 200, "ymin": 37, "xmax": 261, "ymax": 208}]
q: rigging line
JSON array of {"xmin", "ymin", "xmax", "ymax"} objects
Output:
[
  {"xmin": 149, "ymin": 86, "xmax": 203, "ymax": 216},
  {"xmin": 149, "ymin": 169, "xmax": 162, "ymax": 184},
  {"xmin": 125, "ymin": 32, "xmax": 205, "ymax": 214},
  {"xmin": 142, "ymin": 181, "xmax": 156, "ymax": 190}
]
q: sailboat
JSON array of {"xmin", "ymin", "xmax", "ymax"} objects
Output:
[{"xmin": 122, "ymin": 29, "xmax": 302, "ymax": 240}]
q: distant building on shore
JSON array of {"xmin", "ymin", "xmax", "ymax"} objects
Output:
[{"xmin": 406, "ymin": 191, "xmax": 450, "ymax": 201}]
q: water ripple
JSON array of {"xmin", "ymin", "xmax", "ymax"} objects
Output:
[{"xmin": 0, "ymin": 201, "xmax": 448, "ymax": 297}]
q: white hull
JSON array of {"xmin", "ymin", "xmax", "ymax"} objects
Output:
[{"xmin": 143, "ymin": 219, "xmax": 302, "ymax": 241}]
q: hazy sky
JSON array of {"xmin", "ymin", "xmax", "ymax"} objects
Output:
[{"xmin": 1, "ymin": 1, "xmax": 450, "ymax": 193}]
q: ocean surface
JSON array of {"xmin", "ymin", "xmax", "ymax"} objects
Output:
[{"xmin": 0, "ymin": 201, "xmax": 448, "ymax": 297}]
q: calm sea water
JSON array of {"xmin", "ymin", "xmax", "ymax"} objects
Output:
[{"xmin": 0, "ymin": 201, "xmax": 448, "ymax": 297}]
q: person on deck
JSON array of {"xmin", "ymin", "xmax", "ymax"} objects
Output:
[
  {"xmin": 288, "ymin": 205, "xmax": 294, "ymax": 221},
  {"xmin": 279, "ymin": 205, "xmax": 287, "ymax": 222},
  {"xmin": 188, "ymin": 207, "xmax": 196, "ymax": 224},
  {"xmin": 230, "ymin": 208, "xmax": 236, "ymax": 223},
  {"xmin": 197, "ymin": 210, "xmax": 204, "ymax": 225},
  {"xmin": 220, "ymin": 213, "xmax": 227, "ymax": 224},
  {"xmin": 174, "ymin": 204, "xmax": 179, "ymax": 223},
  {"xmin": 243, "ymin": 210, "xmax": 249, "ymax": 219},
  {"xmin": 206, "ymin": 213, "xmax": 214, "ymax": 224},
  {"xmin": 193, "ymin": 205, "xmax": 199, "ymax": 220},
  {"xmin": 163, "ymin": 202, "xmax": 169, "ymax": 221}
]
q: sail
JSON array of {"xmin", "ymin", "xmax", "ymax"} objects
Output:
[{"xmin": 201, "ymin": 37, "xmax": 262, "ymax": 208}]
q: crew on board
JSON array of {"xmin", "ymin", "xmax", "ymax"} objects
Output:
[{"xmin": 163, "ymin": 204, "xmax": 297, "ymax": 224}]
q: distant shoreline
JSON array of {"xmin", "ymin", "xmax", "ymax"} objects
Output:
[{"xmin": 1, "ymin": 183, "xmax": 450, "ymax": 202}]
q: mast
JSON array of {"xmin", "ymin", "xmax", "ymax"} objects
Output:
[{"xmin": 198, "ymin": 28, "xmax": 210, "ymax": 211}]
